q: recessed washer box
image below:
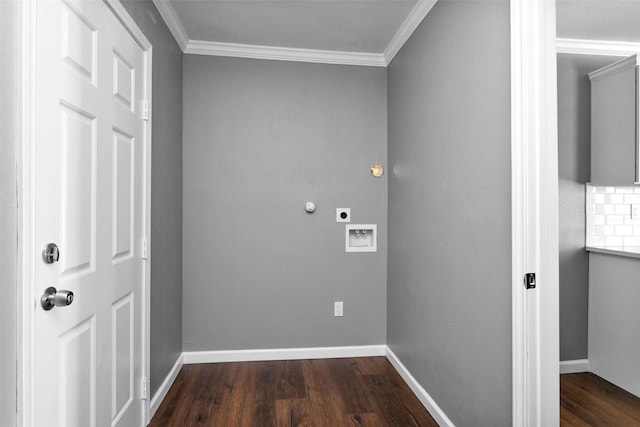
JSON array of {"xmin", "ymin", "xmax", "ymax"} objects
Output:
[{"xmin": 345, "ymin": 224, "xmax": 377, "ymax": 253}]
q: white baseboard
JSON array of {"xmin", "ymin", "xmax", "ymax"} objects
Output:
[
  {"xmin": 148, "ymin": 354, "xmax": 184, "ymax": 421},
  {"xmin": 385, "ymin": 347, "xmax": 455, "ymax": 427},
  {"xmin": 182, "ymin": 344, "xmax": 387, "ymax": 364},
  {"xmin": 560, "ymin": 359, "xmax": 590, "ymax": 374}
]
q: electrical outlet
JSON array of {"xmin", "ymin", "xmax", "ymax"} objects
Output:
[
  {"xmin": 633, "ymin": 204, "xmax": 640, "ymax": 220},
  {"xmin": 334, "ymin": 301, "xmax": 343, "ymax": 317}
]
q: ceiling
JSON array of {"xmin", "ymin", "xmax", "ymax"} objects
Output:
[
  {"xmin": 152, "ymin": 0, "xmax": 436, "ymax": 66},
  {"xmin": 557, "ymin": 0, "xmax": 640, "ymax": 43}
]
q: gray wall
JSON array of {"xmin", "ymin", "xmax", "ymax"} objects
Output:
[
  {"xmin": 386, "ymin": 1, "xmax": 512, "ymax": 426},
  {"xmin": 182, "ymin": 56, "xmax": 387, "ymax": 351},
  {"xmin": 120, "ymin": 0, "xmax": 183, "ymax": 397},
  {"xmin": 0, "ymin": 2, "xmax": 17, "ymax": 424},
  {"xmin": 557, "ymin": 54, "xmax": 623, "ymax": 361}
]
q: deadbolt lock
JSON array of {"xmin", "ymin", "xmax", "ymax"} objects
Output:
[{"xmin": 42, "ymin": 243, "xmax": 60, "ymax": 264}]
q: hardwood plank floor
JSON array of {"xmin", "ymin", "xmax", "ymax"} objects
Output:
[
  {"xmin": 150, "ymin": 357, "xmax": 438, "ymax": 427},
  {"xmin": 561, "ymin": 372, "xmax": 640, "ymax": 426}
]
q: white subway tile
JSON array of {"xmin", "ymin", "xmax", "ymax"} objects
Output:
[
  {"xmin": 604, "ymin": 205, "xmax": 615, "ymax": 215},
  {"xmin": 616, "ymin": 204, "xmax": 631, "ymax": 215},
  {"xmin": 625, "ymin": 195, "xmax": 640, "ymax": 204},
  {"xmin": 589, "ymin": 235, "xmax": 604, "ymax": 246},
  {"xmin": 603, "ymin": 225, "xmax": 614, "ymax": 236},
  {"xmin": 624, "ymin": 236, "xmax": 640, "ymax": 246},
  {"xmin": 616, "ymin": 188, "xmax": 634, "ymax": 194},
  {"xmin": 593, "ymin": 215, "xmax": 605, "ymax": 225},
  {"xmin": 606, "ymin": 215, "xmax": 624, "ymax": 225},
  {"xmin": 594, "ymin": 194, "xmax": 605, "ymax": 204},
  {"xmin": 605, "ymin": 187, "xmax": 616, "ymax": 193},
  {"xmin": 607, "ymin": 194, "xmax": 624, "ymax": 204},
  {"xmin": 615, "ymin": 225, "xmax": 632, "ymax": 235},
  {"xmin": 605, "ymin": 236, "xmax": 624, "ymax": 246},
  {"xmin": 634, "ymin": 226, "xmax": 640, "ymax": 235},
  {"xmin": 635, "ymin": 187, "xmax": 640, "ymax": 194},
  {"xmin": 625, "ymin": 216, "xmax": 640, "ymax": 225}
]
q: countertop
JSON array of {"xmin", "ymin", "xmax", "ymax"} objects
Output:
[{"xmin": 586, "ymin": 246, "xmax": 640, "ymax": 259}]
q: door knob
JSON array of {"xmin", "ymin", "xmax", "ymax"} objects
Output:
[
  {"xmin": 41, "ymin": 287, "xmax": 74, "ymax": 311},
  {"xmin": 42, "ymin": 243, "xmax": 60, "ymax": 264}
]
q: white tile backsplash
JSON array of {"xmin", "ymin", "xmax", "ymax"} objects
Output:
[
  {"xmin": 606, "ymin": 194, "xmax": 624, "ymax": 204},
  {"xmin": 616, "ymin": 188, "xmax": 634, "ymax": 194},
  {"xmin": 615, "ymin": 204, "xmax": 631, "ymax": 215},
  {"xmin": 587, "ymin": 184, "xmax": 640, "ymax": 248}
]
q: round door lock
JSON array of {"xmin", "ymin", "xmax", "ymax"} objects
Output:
[
  {"xmin": 42, "ymin": 243, "xmax": 60, "ymax": 264},
  {"xmin": 41, "ymin": 287, "xmax": 74, "ymax": 311}
]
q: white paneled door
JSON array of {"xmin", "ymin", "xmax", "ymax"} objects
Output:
[{"xmin": 32, "ymin": 0, "xmax": 147, "ymax": 425}]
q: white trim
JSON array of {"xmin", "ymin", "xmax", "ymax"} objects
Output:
[
  {"xmin": 185, "ymin": 40, "xmax": 387, "ymax": 67},
  {"xmin": 149, "ymin": 0, "xmax": 439, "ymax": 67},
  {"xmin": 511, "ymin": 0, "xmax": 560, "ymax": 426},
  {"xmin": 150, "ymin": 0, "xmax": 188, "ymax": 51},
  {"xmin": 105, "ymin": 0, "xmax": 152, "ymax": 50},
  {"xmin": 149, "ymin": 354, "xmax": 184, "ymax": 420},
  {"xmin": 385, "ymin": 348, "xmax": 454, "ymax": 427},
  {"xmin": 17, "ymin": 0, "xmax": 37, "ymax": 424},
  {"xmin": 383, "ymin": 0, "xmax": 437, "ymax": 64},
  {"xmin": 557, "ymin": 38, "xmax": 640, "ymax": 57},
  {"xmin": 182, "ymin": 345, "xmax": 386, "ymax": 364},
  {"xmin": 559, "ymin": 359, "xmax": 590, "ymax": 374},
  {"xmin": 588, "ymin": 54, "xmax": 640, "ymax": 82}
]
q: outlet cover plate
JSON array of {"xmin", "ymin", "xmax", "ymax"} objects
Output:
[{"xmin": 334, "ymin": 301, "xmax": 343, "ymax": 317}]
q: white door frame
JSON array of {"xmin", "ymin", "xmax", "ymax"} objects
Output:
[
  {"xmin": 17, "ymin": 0, "xmax": 153, "ymax": 424},
  {"xmin": 511, "ymin": 0, "xmax": 560, "ymax": 426}
]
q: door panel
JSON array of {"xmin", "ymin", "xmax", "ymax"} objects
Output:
[
  {"xmin": 112, "ymin": 129, "xmax": 134, "ymax": 262},
  {"xmin": 112, "ymin": 293, "xmax": 134, "ymax": 423},
  {"xmin": 59, "ymin": 316, "xmax": 97, "ymax": 427},
  {"xmin": 60, "ymin": 0, "xmax": 96, "ymax": 84},
  {"xmin": 33, "ymin": 1, "xmax": 146, "ymax": 425},
  {"xmin": 59, "ymin": 102, "xmax": 97, "ymax": 278}
]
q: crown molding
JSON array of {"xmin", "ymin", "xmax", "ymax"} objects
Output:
[
  {"xmin": 151, "ymin": 0, "xmax": 188, "ymax": 51},
  {"xmin": 383, "ymin": 0, "xmax": 438, "ymax": 65},
  {"xmin": 588, "ymin": 54, "xmax": 639, "ymax": 82},
  {"xmin": 556, "ymin": 38, "xmax": 640, "ymax": 57},
  {"xmin": 152, "ymin": 0, "xmax": 438, "ymax": 67},
  {"xmin": 185, "ymin": 40, "xmax": 387, "ymax": 67}
]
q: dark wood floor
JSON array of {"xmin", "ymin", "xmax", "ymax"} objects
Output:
[
  {"xmin": 561, "ymin": 372, "xmax": 640, "ymax": 426},
  {"xmin": 150, "ymin": 357, "xmax": 438, "ymax": 427}
]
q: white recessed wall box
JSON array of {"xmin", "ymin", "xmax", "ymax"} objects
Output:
[{"xmin": 345, "ymin": 224, "xmax": 377, "ymax": 252}]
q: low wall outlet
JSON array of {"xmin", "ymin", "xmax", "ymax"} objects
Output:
[
  {"xmin": 336, "ymin": 208, "xmax": 351, "ymax": 223},
  {"xmin": 334, "ymin": 301, "xmax": 343, "ymax": 317}
]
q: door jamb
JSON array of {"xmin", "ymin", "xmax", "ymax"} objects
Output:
[
  {"xmin": 17, "ymin": 1, "xmax": 153, "ymax": 424},
  {"xmin": 510, "ymin": 0, "xmax": 560, "ymax": 426}
]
